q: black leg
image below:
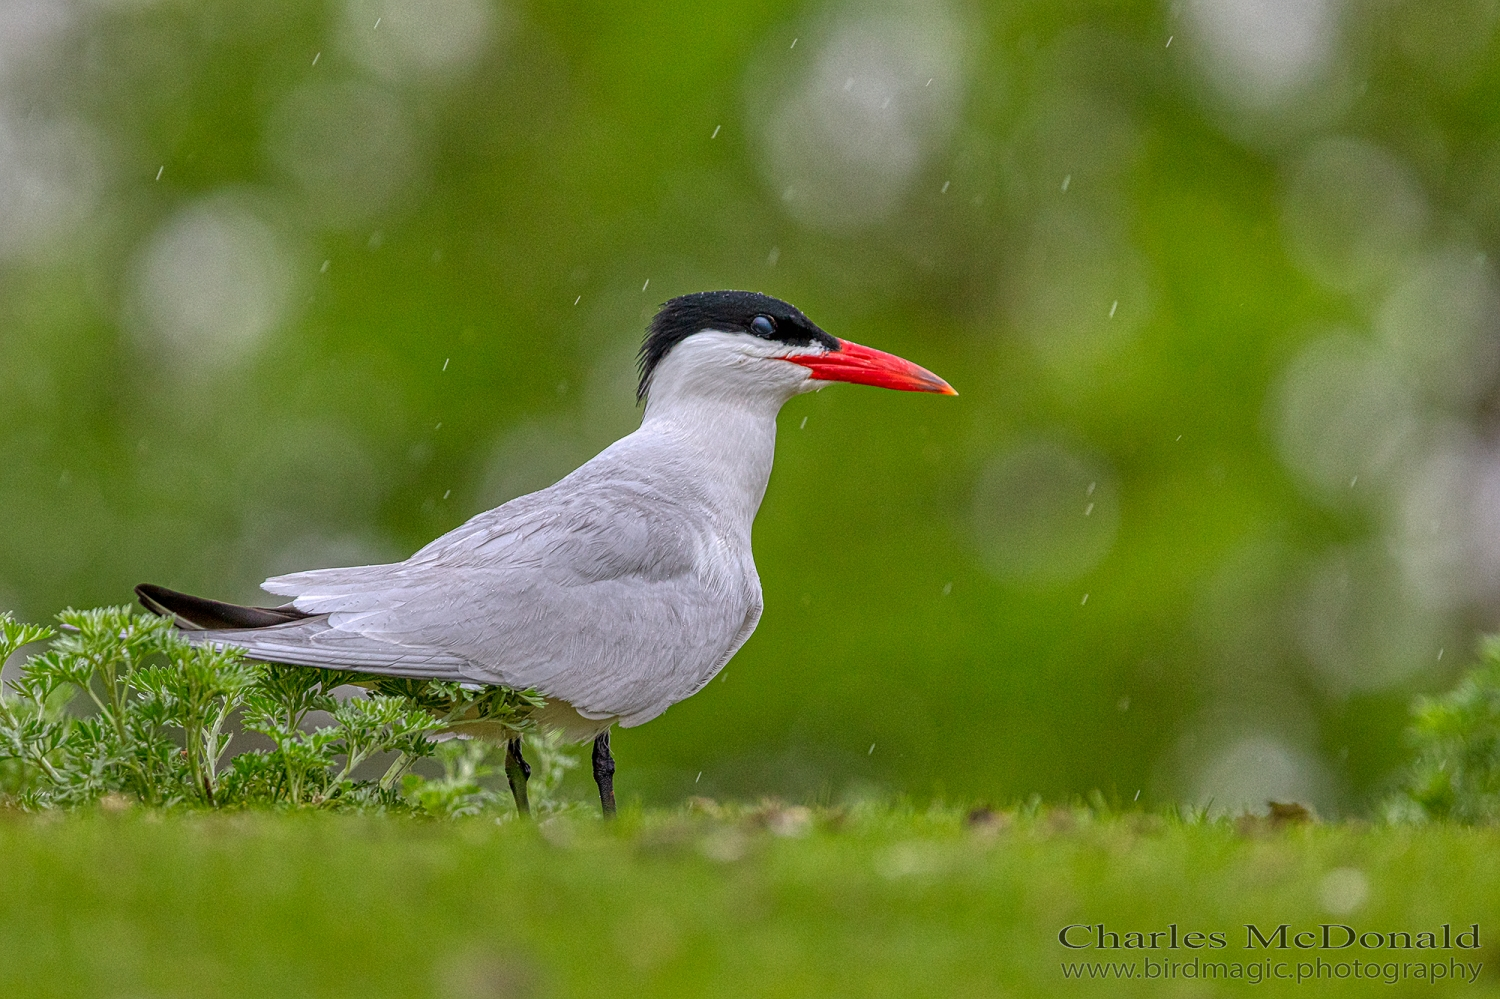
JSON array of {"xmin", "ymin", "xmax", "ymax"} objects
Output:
[
  {"xmin": 592, "ymin": 730, "xmax": 616, "ymax": 818},
  {"xmin": 504, "ymin": 737, "xmax": 531, "ymax": 816}
]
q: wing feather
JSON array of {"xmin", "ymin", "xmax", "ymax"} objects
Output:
[
  {"xmin": 185, "ymin": 618, "xmax": 475, "ymax": 680},
  {"xmin": 254, "ymin": 440, "xmax": 760, "ymax": 723}
]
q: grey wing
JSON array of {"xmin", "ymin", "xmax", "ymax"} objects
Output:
[
  {"xmin": 189, "ymin": 616, "xmax": 476, "ymax": 679},
  {"xmin": 258, "ymin": 477, "xmax": 757, "ymax": 724}
]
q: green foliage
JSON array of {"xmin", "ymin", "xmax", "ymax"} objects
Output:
[
  {"xmin": 358, "ymin": 676, "xmax": 544, "ymax": 740},
  {"xmin": 0, "ymin": 608, "xmax": 566, "ymax": 814},
  {"xmin": 401, "ymin": 739, "xmax": 504, "ymax": 818},
  {"xmin": 401, "ymin": 727, "xmax": 582, "ymax": 818},
  {"xmin": 1388, "ymin": 637, "xmax": 1500, "ymax": 824}
]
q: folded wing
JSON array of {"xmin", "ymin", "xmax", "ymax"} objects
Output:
[{"xmin": 154, "ymin": 461, "xmax": 756, "ymax": 726}]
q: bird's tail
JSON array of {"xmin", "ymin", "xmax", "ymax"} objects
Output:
[
  {"xmin": 135, "ymin": 583, "xmax": 312, "ymax": 631},
  {"xmin": 135, "ymin": 583, "xmax": 475, "ymax": 681}
]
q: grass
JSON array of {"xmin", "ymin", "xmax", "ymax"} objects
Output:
[{"xmin": 1, "ymin": 803, "xmax": 1498, "ymax": 998}]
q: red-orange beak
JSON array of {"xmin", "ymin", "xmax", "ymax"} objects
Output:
[{"xmin": 787, "ymin": 339, "xmax": 957, "ymax": 395}]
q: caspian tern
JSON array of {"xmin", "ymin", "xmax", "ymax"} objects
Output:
[{"xmin": 138, "ymin": 291, "xmax": 955, "ymax": 815}]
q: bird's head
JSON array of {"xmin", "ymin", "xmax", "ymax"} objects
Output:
[{"xmin": 637, "ymin": 290, "xmax": 955, "ymax": 406}]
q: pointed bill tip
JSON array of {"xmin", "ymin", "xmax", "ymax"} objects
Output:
[
  {"xmin": 907, "ymin": 370, "xmax": 958, "ymax": 395},
  {"xmin": 789, "ymin": 338, "xmax": 957, "ymax": 396}
]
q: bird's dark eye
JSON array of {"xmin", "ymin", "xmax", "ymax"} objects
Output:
[{"xmin": 750, "ymin": 315, "xmax": 776, "ymax": 338}]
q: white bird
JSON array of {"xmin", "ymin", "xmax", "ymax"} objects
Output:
[{"xmin": 138, "ymin": 291, "xmax": 954, "ymax": 814}]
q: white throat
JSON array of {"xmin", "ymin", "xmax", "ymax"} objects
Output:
[{"xmin": 635, "ymin": 330, "xmax": 823, "ymax": 529}]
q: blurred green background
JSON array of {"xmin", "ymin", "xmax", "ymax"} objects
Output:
[{"xmin": 2, "ymin": 0, "xmax": 1498, "ymax": 815}]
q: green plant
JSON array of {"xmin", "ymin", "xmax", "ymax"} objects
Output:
[
  {"xmin": 398, "ymin": 725, "xmax": 584, "ymax": 819},
  {"xmin": 0, "ymin": 607, "xmax": 560, "ymax": 814},
  {"xmin": 402, "ymin": 738, "xmax": 503, "ymax": 818},
  {"xmin": 1387, "ymin": 636, "xmax": 1500, "ymax": 824}
]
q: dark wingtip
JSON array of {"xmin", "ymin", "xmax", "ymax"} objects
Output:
[
  {"xmin": 135, "ymin": 583, "xmax": 175, "ymax": 620},
  {"xmin": 134, "ymin": 583, "xmax": 311, "ymax": 631}
]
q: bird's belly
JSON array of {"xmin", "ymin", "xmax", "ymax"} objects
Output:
[{"xmin": 528, "ymin": 698, "xmax": 617, "ymax": 742}]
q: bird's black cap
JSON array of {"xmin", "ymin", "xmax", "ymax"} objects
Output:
[{"xmin": 638, "ymin": 290, "xmax": 838, "ymax": 401}]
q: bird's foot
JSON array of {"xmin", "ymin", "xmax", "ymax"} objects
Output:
[
  {"xmin": 592, "ymin": 731, "xmax": 616, "ymax": 818},
  {"xmin": 505, "ymin": 737, "xmax": 531, "ymax": 816}
]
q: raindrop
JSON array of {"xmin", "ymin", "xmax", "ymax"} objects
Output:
[
  {"xmin": 1061, "ymin": 173, "xmax": 1071, "ymax": 191},
  {"xmin": 442, "ymin": 357, "xmax": 449, "ymax": 371},
  {"xmin": 696, "ymin": 771, "xmax": 702, "ymax": 782},
  {"xmin": 1272, "ymin": 333, "xmax": 1417, "ymax": 499},
  {"xmin": 1087, "ymin": 481, "xmax": 1097, "ymax": 495},
  {"xmin": 155, "ymin": 165, "xmax": 163, "ymax": 181},
  {"xmin": 767, "ymin": 245, "xmax": 780, "ymax": 267},
  {"xmin": 799, "ymin": 416, "xmax": 807, "ymax": 429},
  {"xmin": 790, "ymin": 37, "xmax": 797, "ymax": 49},
  {"xmin": 1109, "ymin": 300, "xmax": 1118, "ymax": 318},
  {"xmin": 753, "ymin": 9, "xmax": 964, "ymax": 226},
  {"xmin": 320, "ymin": 259, "xmax": 330, "ymax": 273},
  {"xmin": 940, "ymin": 180, "xmax": 949, "ymax": 193},
  {"xmin": 373, "ymin": 16, "xmax": 381, "ymax": 28},
  {"xmin": 642, "ymin": 278, "xmax": 650, "ymax": 292},
  {"xmin": 1134, "ymin": 789, "xmax": 1141, "ymax": 801},
  {"xmin": 312, "ymin": 51, "xmax": 321, "ymax": 66},
  {"xmin": 1176, "ymin": 435, "xmax": 1183, "ymax": 441},
  {"xmin": 1006, "ymin": 204, "xmax": 1153, "ymax": 368},
  {"xmin": 1081, "ymin": 593, "xmax": 1089, "ymax": 605},
  {"xmin": 868, "ymin": 743, "xmax": 875, "ymax": 755},
  {"xmin": 1165, "ymin": 35, "xmax": 1173, "ymax": 48},
  {"xmin": 442, "ymin": 489, "xmax": 451, "ymax": 499},
  {"xmin": 972, "ymin": 439, "xmax": 1119, "ymax": 586},
  {"xmin": 925, "ymin": 78, "xmax": 932, "ymax": 86},
  {"xmin": 1438, "ymin": 647, "xmax": 1445, "ymax": 660},
  {"xmin": 1084, "ymin": 502, "xmax": 1094, "ymax": 516},
  {"xmin": 942, "ymin": 582, "xmax": 952, "ymax": 595},
  {"xmin": 573, "ymin": 295, "xmax": 580, "ymax": 305},
  {"xmin": 711, "ymin": 125, "xmax": 720, "ymax": 139},
  {"xmin": 343, "ymin": 0, "xmax": 497, "ymax": 83},
  {"xmin": 434, "ymin": 422, "xmax": 442, "ymax": 430}
]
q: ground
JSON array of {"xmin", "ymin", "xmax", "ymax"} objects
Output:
[{"xmin": 0, "ymin": 803, "xmax": 1496, "ymax": 998}]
